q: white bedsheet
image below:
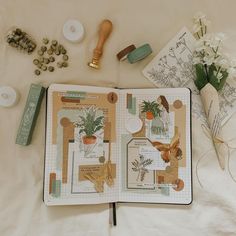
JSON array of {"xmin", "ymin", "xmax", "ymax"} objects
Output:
[{"xmin": 1, "ymin": 0, "xmax": 236, "ymax": 235}]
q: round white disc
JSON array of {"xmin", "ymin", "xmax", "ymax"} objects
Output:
[
  {"xmin": 125, "ymin": 118, "xmax": 143, "ymax": 134},
  {"xmin": 63, "ymin": 19, "xmax": 85, "ymax": 43},
  {"xmin": 0, "ymin": 86, "xmax": 18, "ymax": 107}
]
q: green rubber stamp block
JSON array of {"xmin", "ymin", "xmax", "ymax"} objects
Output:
[{"xmin": 16, "ymin": 84, "xmax": 45, "ymax": 146}]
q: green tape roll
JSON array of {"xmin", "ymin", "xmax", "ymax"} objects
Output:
[{"xmin": 127, "ymin": 43, "xmax": 152, "ymax": 64}]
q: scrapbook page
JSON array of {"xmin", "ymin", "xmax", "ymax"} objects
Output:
[
  {"xmin": 44, "ymin": 84, "xmax": 119, "ymax": 205},
  {"xmin": 118, "ymin": 88, "xmax": 192, "ymax": 204},
  {"xmin": 44, "ymin": 84, "xmax": 192, "ymax": 205}
]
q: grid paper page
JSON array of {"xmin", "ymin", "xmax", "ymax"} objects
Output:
[
  {"xmin": 118, "ymin": 88, "xmax": 192, "ymax": 204},
  {"xmin": 44, "ymin": 84, "xmax": 120, "ymax": 205}
]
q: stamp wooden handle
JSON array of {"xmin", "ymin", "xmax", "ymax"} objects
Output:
[{"xmin": 88, "ymin": 19, "xmax": 113, "ymax": 69}]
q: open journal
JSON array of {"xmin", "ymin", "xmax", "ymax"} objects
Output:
[{"xmin": 44, "ymin": 84, "xmax": 192, "ymax": 205}]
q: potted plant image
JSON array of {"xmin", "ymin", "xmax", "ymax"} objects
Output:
[
  {"xmin": 141, "ymin": 100, "xmax": 161, "ymax": 120},
  {"xmin": 74, "ymin": 107, "xmax": 104, "ymax": 145}
]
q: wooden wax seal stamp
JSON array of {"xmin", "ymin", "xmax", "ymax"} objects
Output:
[{"xmin": 88, "ymin": 19, "xmax": 113, "ymax": 69}]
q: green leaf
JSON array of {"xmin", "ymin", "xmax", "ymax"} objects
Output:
[
  {"xmin": 194, "ymin": 64, "xmax": 208, "ymax": 90},
  {"xmin": 94, "ymin": 125, "xmax": 103, "ymax": 133}
]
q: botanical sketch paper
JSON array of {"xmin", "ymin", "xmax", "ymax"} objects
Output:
[{"xmin": 142, "ymin": 27, "xmax": 236, "ymax": 125}]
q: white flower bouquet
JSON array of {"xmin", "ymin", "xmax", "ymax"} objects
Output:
[{"xmin": 192, "ymin": 12, "xmax": 236, "ymax": 169}]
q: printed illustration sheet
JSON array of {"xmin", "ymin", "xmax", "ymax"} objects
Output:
[
  {"xmin": 118, "ymin": 88, "xmax": 192, "ymax": 204},
  {"xmin": 44, "ymin": 84, "xmax": 119, "ymax": 205},
  {"xmin": 142, "ymin": 27, "xmax": 236, "ymax": 125}
]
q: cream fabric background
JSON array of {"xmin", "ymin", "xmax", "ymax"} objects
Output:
[{"xmin": 1, "ymin": 0, "xmax": 236, "ymax": 235}]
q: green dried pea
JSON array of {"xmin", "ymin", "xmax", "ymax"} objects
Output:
[
  {"xmin": 48, "ymin": 66, "xmax": 54, "ymax": 72},
  {"xmin": 55, "ymin": 49, "xmax": 60, "ymax": 55},
  {"xmin": 49, "ymin": 56, "xmax": 55, "ymax": 62},
  {"xmin": 35, "ymin": 69, "xmax": 41, "ymax": 75},
  {"xmin": 38, "ymin": 57, "xmax": 44, "ymax": 63},
  {"xmin": 33, "ymin": 59, "xmax": 39, "ymax": 65},
  {"xmin": 44, "ymin": 58, "xmax": 50, "ymax": 64},
  {"xmin": 41, "ymin": 65, "xmax": 47, "ymax": 71},
  {"xmin": 57, "ymin": 62, "xmax": 63, "ymax": 68},
  {"xmin": 50, "ymin": 45, "xmax": 56, "ymax": 51},
  {"xmin": 47, "ymin": 49, "xmax": 53, "ymax": 55},
  {"xmin": 63, "ymin": 55, "xmax": 68, "ymax": 61},
  {"xmin": 37, "ymin": 64, "xmax": 42, "ymax": 69},
  {"xmin": 51, "ymin": 40, "xmax": 58, "ymax": 46},
  {"xmin": 37, "ymin": 50, "xmax": 44, "ymax": 56},
  {"xmin": 41, "ymin": 46, "xmax": 47, "ymax": 52},
  {"xmin": 43, "ymin": 38, "xmax": 49, "ymax": 44},
  {"xmin": 62, "ymin": 62, "xmax": 68, "ymax": 67},
  {"xmin": 61, "ymin": 49, "xmax": 67, "ymax": 54},
  {"xmin": 58, "ymin": 44, "xmax": 63, "ymax": 51}
]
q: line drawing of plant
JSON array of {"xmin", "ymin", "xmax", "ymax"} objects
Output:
[
  {"xmin": 176, "ymin": 37, "xmax": 193, "ymax": 54},
  {"xmin": 73, "ymin": 106, "xmax": 104, "ymax": 138},
  {"xmin": 131, "ymin": 154, "xmax": 153, "ymax": 182}
]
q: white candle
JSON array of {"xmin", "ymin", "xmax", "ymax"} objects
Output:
[
  {"xmin": 0, "ymin": 86, "xmax": 19, "ymax": 107},
  {"xmin": 63, "ymin": 19, "xmax": 85, "ymax": 43}
]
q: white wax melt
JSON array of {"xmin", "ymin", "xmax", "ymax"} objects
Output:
[
  {"xmin": 63, "ymin": 19, "xmax": 85, "ymax": 43},
  {"xmin": 125, "ymin": 118, "xmax": 143, "ymax": 134},
  {"xmin": 0, "ymin": 86, "xmax": 18, "ymax": 107}
]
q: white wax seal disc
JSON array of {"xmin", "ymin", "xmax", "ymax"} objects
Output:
[
  {"xmin": 125, "ymin": 118, "xmax": 143, "ymax": 134},
  {"xmin": 63, "ymin": 19, "xmax": 85, "ymax": 43},
  {"xmin": 0, "ymin": 86, "xmax": 18, "ymax": 107}
]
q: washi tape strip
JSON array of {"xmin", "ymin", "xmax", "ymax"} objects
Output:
[
  {"xmin": 49, "ymin": 173, "xmax": 56, "ymax": 194},
  {"xmin": 104, "ymin": 121, "xmax": 111, "ymax": 141},
  {"xmin": 128, "ymin": 97, "xmax": 136, "ymax": 115},
  {"xmin": 52, "ymin": 180, "xmax": 61, "ymax": 198},
  {"xmin": 116, "ymin": 44, "xmax": 136, "ymax": 61},
  {"xmin": 126, "ymin": 93, "xmax": 132, "ymax": 109},
  {"xmin": 161, "ymin": 186, "xmax": 170, "ymax": 196},
  {"xmin": 127, "ymin": 43, "xmax": 152, "ymax": 64}
]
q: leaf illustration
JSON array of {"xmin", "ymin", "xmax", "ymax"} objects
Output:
[{"xmin": 131, "ymin": 155, "xmax": 153, "ymax": 182}]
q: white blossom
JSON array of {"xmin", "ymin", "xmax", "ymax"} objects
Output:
[{"xmin": 213, "ymin": 71, "xmax": 224, "ymax": 83}]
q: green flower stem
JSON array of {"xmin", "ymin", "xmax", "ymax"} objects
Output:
[
  {"xmin": 216, "ymin": 66, "xmax": 222, "ymax": 77},
  {"xmin": 214, "ymin": 41, "xmax": 221, "ymax": 58},
  {"xmin": 196, "ymin": 32, "xmax": 201, "ymax": 39},
  {"xmin": 199, "ymin": 19, "xmax": 204, "ymax": 37}
]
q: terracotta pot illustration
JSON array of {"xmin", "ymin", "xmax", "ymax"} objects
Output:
[
  {"xmin": 82, "ymin": 135, "xmax": 97, "ymax": 145},
  {"xmin": 146, "ymin": 111, "xmax": 154, "ymax": 120}
]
